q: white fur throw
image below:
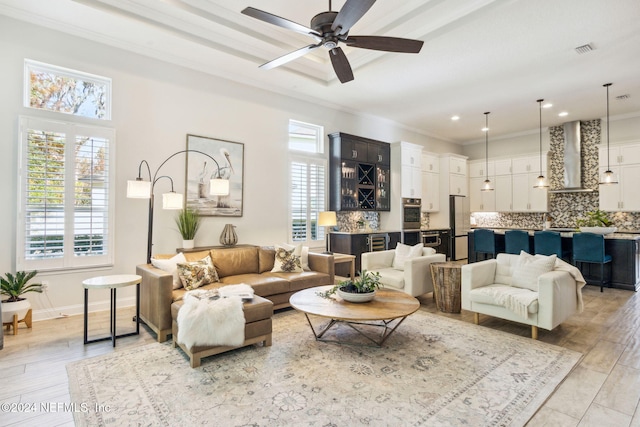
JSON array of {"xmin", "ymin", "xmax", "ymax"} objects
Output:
[{"xmin": 177, "ymin": 288, "xmax": 247, "ymax": 349}]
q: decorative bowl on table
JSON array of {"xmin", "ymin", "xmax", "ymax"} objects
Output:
[
  {"xmin": 336, "ymin": 288, "xmax": 376, "ymax": 303},
  {"xmin": 579, "ymin": 227, "xmax": 617, "ymax": 235}
]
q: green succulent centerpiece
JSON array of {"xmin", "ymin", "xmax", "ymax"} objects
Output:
[
  {"xmin": 318, "ymin": 270, "xmax": 382, "ymax": 302},
  {"xmin": 1, "ymin": 271, "xmax": 43, "ymax": 303}
]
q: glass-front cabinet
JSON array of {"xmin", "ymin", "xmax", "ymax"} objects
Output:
[{"xmin": 329, "ymin": 132, "xmax": 391, "ymax": 211}]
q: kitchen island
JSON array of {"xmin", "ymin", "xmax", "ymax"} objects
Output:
[{"xmin": 468, "ymin": 229, "xmax": 640, "ymax": 291}]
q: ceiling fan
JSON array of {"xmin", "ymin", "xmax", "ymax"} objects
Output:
[{"xmin": 241, "ymin": 0, "xmax": 424, "ymax": 83}]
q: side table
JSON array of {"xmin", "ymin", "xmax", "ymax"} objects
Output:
[
  {"xmin": 83, "ymin": 274, "xmax": 141, "ymax": 347},
  {"xmin": 332, "ymin": 253, "xmax": 356, "ymax": 280},
  {"xmin": 430, "ymin": 262, "xmax": 462, "ymax": 313}
]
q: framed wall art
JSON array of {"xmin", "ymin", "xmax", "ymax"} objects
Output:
[{"xmin": 185, "ymin": 134, "xmax": 244, "ymax": 216}]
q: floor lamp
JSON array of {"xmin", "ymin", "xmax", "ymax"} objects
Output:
[
  {"xmin": 127, "ymin": 149, "xmax": 230, "ymax": 264},
  {"xmin": 318, "ymin": 211, "xmax": 337, "ymax": 254}
]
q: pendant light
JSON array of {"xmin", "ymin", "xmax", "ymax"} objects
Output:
[
  {"xmin": 599, "ymin": 83, "xmax": 618, "ymax": 185},
  {"xmin": 533, "ymin": 99, "xmax": 549, "ymax": 188},
  {"xmin": 481, "ymin": 111, "xmax": 494, "ymax": 191}
]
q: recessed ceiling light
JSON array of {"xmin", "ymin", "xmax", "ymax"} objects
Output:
[
  {"xmin": 481, "ymin": 127, "xmax": 489, "ymax": 132},
  {"xmin": 451, "ymin": 115, "xmax": 460, "ymax": 121},
  {"xmin": 559, "ymin": 111, "xmax": 569, "ymax": 117},
  {"xmin": 543, "ymin": 103, "xmax": 553, "ymax": 108}
]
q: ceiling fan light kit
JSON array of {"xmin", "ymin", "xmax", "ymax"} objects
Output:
[{"xmin": 241, "ymin": 0, "xmax": 424, "ymax": 83}]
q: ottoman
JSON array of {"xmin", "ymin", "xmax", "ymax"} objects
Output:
[{"xmin": 172, "ymin": 295, "xmax": 273, "ymax": 368}]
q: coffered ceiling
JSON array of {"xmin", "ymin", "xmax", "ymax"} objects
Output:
[{"xmin": 2, "ymin": 0, "xmax": 640, "ymax": 143}]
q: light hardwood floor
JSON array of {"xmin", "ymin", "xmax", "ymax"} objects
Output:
[{"xmin": 1, "ymin": 284, "xmax": 639, "ymax": 427}]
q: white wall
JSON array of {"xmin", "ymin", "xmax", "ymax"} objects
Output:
[{"xmin": 0, "ymin": 16, "xmax": 457, "ymax": 319}]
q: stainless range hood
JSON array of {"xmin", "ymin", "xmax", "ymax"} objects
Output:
[{"xmin": 549, "ymin": 121, "xmax": 594, "ymax": 193}]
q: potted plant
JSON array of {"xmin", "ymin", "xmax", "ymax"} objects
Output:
[
  {"xmin": 576, "ymin": 209, "xmax": 617, "ymax": 234},
  {"xmin": 175, "ymin": 208, "xmax": 201, "ymax": 249},
  {"xmin": 318, "ymin": 270, "xmax": 383, "ymax": 303},
  {"xmin": 1, "ymin": 270, "xmax": 43, "ymax": 332}
]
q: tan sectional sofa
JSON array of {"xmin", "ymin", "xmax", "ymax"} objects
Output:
[{"xmin": 136, "ymin": 245, "xmax": 334, "ymax": 342}]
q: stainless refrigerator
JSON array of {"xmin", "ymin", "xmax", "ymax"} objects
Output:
[{"xmin": 449, "ymin": 195, "xmax": 470, "ymax": 261}]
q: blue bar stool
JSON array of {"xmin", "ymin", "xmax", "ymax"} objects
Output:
[
  {"xmin": 533, "ymin": 231, "xmax": 571, "ymax": 262},
  {"xmin": 505, "ymin": 230, "xmax": 531, "ymax": 254},
  {"xmin": 572, "ymin": 232, "xmax": 612, "ymax": 292},
  {"xmin": 474, "ymin": 229, "xmax": 497, "ymax": 261}
]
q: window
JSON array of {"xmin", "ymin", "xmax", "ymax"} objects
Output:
[
  {"xmin": 25, "ymin": 59, "xmax": 111, "ymax": 120},
  {"xmin": 17, "ymin": 116, "xmax": 115, "ymax": 271},
  {"xmin": 289, "ymin": 120, "xmax": 326, "ymax": 245}
]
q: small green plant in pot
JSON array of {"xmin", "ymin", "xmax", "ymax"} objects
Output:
[
  {"xmin": 576, "ymin": 209, "xmax": 613, "ymax": 227},
  {"xmin": 175, "ymin": 208, "xmax": 201, "ymax": 249},
  {"xmin": 318, "ymin": 270, "xmax": 383, "ymax": 302},
  {"xmin": 1, "ymin": 271, "xmax": 43, "ymax": 329}
]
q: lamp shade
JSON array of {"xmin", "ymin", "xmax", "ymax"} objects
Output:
[
  {"xmin": 162, "ymin": 192, "xmax": 184, "ymax": 210},
  {"xmin": 600, "ymin": 169, "xmax": 618, "ymax": 185},
  {"xmin": 318, "ymin": 211, "xmax": 337, "ymax": 227},
  {"xmin": 127, "ymin": 179, "xmax": 151, "ymax": 198},
  {"xmin": 481, "ymin": 179, "xmax": 494, "ymax": 192},
  {"xmin": 209, "ymin": 178, "xmax": 230, "ymax": 196}
]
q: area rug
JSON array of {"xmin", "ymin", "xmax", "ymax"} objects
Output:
[{"xmin": 67, "ymin": 309, "xmax": 581, "ymax": 426}]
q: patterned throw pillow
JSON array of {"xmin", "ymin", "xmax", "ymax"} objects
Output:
[
  {"xmin": 271, "ymin": 244, "xmax": 303, "ymax": 273},
  {"xmin": 177, "ymin": 255, "xmax": 220, "ymax": 291}
]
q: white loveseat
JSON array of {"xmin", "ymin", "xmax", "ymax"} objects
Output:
[
  {"xmin": 361, "ymin": 246, "xmax": 446, "ymax": 297},
  {"xmin": 461, "ymin": 252, "xmax": 586, "ymax": 339}
]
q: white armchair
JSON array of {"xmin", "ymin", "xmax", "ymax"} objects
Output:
[
  {"xmin": 361, "ymin": 247, "xmax": 446, "ymax": 297},
  {"xmin": 461, "ymin": 253, "xmax": 585, "ymax": 339}
]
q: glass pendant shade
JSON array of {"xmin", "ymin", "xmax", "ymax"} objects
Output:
[
  {"xmin": 127, "ymin": 179, "xmax": 152, "ymax": 198},
  {"xmin": 210, "ymin": 178, "xmax": 230, "ymax": 196},
  {"xmin": 533, "ymin": 175, "xmax": 549, "ymax": 188},
  {"xmin": 481, "ymin": 179, "xmax": 494, "ymax": 192},
  {"xmin": 600, "ymin": 169, "xmax": 618, "ymax": 185},
  {"xmin": 162, "ymin": 191, "xmax": 184, "ymax": 209}
]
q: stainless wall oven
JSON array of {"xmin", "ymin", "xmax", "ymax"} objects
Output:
[{"xmin": 402, "ymin": 198, "xmax": 422, "ymax": 230}]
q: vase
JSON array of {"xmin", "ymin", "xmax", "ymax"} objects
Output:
[
  {"xmin": 220, "ymin": 224, "xmax": 238, "ymax": 247},
  {"xmin": 182, "ymin": 239, "xmax": 195, "ymax": 249}
]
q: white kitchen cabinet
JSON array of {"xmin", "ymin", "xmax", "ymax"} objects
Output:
[
  {"xmin": 449, "ymin": 156, "xmax": 467, "ymax": 176},
  {"xmin": 400, "ymin": 142, "xmax": 423, "ymax": 198},
  {"xmin": 599, "ymin": 143, "xmax": 640, "ymax": 167},
  {"xmin": 512, "ymin": 173, "xmax": 548, "ymax": 212},
  {"xmin": 469, "ymin": 176, "xmax": 496, "ymax": 212},
  {"xmin": 494, "ymin": 175, "xmax": 513, "ymax": 212},
  {"xmin": 421, "ymin": 170, "xmax": 439, "ymax": 212},
  {"xmin": 468, "ymin": 159, "xmax": 495, "ymax": 178},
  {"xmin": 512, "ymin": 154, "xmax": 547, "ymax": 175},
  {"xmin": 449, "ymin": 173, "xmax": 467, "ymax": 196},
  {"xmin": 599, "ymin": 165, "xmax": 640, "ymax": 211},
  {"xmin": 494, "ymin": 159, "xmax": 512, "ymax": 175},
  {"xmin": 422, "ymin": 152, "xmax": 440, "ymax": 173}
]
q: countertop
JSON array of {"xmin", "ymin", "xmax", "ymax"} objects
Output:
[
  {"xmin": 330, "ymin": 228, "xmax": 451, "ymax": 235},
  {"xmin": 470, "ymin": 228, "xmax": 640, "ymax": 240}
]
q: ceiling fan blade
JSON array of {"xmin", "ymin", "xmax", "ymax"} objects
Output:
[
  {"xmin": 260, "ymin": 44, "xmax": 321, "ymax": 70},
  {"xmin": 329, "ymin": 47, "xmax": 354, "ymax": 83},
  {"xmin": 331, "ymin": 0, "xmax": 376, "ymax": 36},
  {"xmin": 345, "ymin": 36, "xmax": 424, "ymax": 53},
  {"xmin": 242, "ymin": 7, "xmax": 321, "ymax": 38}
]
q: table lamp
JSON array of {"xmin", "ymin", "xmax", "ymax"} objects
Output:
[{"xmin": 318, "ymin": 211, "xmax": 337, "ymax": 254}]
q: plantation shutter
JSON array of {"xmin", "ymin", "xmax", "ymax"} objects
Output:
[
  {"xmin": 17, "ymin": 116, "xmax": 115, "ymax": 271},
  {"xmin": 290, "ymin": 158, "xmax": 326, "ymax": 243}
]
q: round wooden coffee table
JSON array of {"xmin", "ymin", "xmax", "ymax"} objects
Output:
[{"xmin": 290, "ymin": 285, "xmax": 420, "ymax": 346}]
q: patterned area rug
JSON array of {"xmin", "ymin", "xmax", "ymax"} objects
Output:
[{"xmin": 67, "ymin": 309, "xmax": 580, "ymax": 426}]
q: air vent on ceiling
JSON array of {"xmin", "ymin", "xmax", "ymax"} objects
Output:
[
  {"xmin": 574, "ymin": 44, "xmax": 593, "ymax": 54},
  {"xmin": 616, "ymin": 94, "xmax": 630, "ymax": 100}
]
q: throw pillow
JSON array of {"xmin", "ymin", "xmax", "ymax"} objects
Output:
[
  {"xmin": 151, "ymin": 252, "xmax": 187, "ymax": 290},
  {"xmin": 280, "ymin": 243, "xmax": 311, "ymax": 271},
  {"xmin": 271, "ymin": 244, "xmax": 303, "ymax": 273},
  {"xmin": 512, "ymin": 251, "xmax": 557, "ymax": 291},
  {"xmin": 392, "ymin": 242, "xmax": 425, "ymax": 270},
  {"xmin": 177, "ymin": 255, "xmax": 220, "ymax": 291}
]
